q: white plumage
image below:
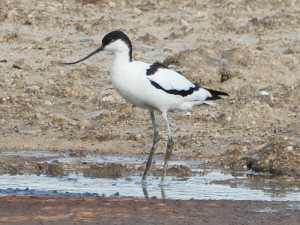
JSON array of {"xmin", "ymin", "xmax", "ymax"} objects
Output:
[
  {"xmin": 63, "ymin": 30, "xmax": 228, "ymax": 185},
  {"xmin": 147, "ymin": 68, "xmax": 195, "ymax": 92}
]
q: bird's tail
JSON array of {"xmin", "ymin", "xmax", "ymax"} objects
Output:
[{"xmin": 204, "ymin": 87, "xmax": 229, "ymax": 100}]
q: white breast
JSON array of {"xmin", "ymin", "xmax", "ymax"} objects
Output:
[{"xmin": 111, "ymin": 59, "xmax": 152, "ymax": 108}]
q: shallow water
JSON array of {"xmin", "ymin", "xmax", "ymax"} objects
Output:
[
  {"xmin": 2, "ymin": 150, "xmax": 204, "ymax": 166},
  {"xmin": 0, "ymin": 170, "xmax": 299, "ymax": 201},
  {"xmin": 0, "ymin": 150, "xmax": 299, "ymax": 201}
]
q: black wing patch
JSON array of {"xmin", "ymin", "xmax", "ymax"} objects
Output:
[
  {"xmin": 150, "ymin": 81, "xmax": 200, "ymax": 97},
  {"xmin": 146, "ymin": 62, "xmax": 169, "ymax": 75},
  {"xmin": 150, "ymin": 81, "xmax": 228, "ymax": 99}
]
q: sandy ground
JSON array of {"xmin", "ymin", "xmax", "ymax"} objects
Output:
[{"xmin": 0, "ymin": 0, "xmax": 300, "ymax": 224}]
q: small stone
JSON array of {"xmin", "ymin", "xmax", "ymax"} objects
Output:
[
  {"xmin": 184, "ymin": 112, "xmax": 192, "ymax": 116},
  {"xmin": 283, "ymin": 48, "xmax": 294, "ymax": 54},
  {"xmin": 48, "ymin": 161, "xmax": 63, "ymax": 176},
  {"xmin": 34, "ymin": 113, "xmax": 43, "ymax": 120},
  {"xmin": 108, "ymin": 2, "xmax": 116, "ymax": 7},
  {"xmin": 26, "ymin": 85, "xmax": 40, "ymax": 93},
  {"xmin": 0, "ymin": 12, "xmax": 7, "ymax": 21},
  {"xmin": 44, "ymin": 100, "xmax": 53, "ymax": 106},
  {"xmin": 46, "ymin": 6, "xmax": 56, "ymax": 13},
  {"xmin": 260, "ymin": 91, "xmax": 269, "ymax": 96},
  {"xmin": 82, "ymin": 0, "xmax": 98, "ymax": 5},
  {"xmin": 0, "ymin": 118, "xmax": 5, "ymax": 124},
  {"xmin": 69, "ymin": 151, "xmax": 86, "ymax": 157},
  {"xmin": 136, "ymin": 33, "xmax": 158, "ymax": 44},
  {"xmin": 78, "ymin": 120, "xmax": 92, "ymax": 129},
  {"xmin": 12, "ymin": 64, "xmax": 22, "ymax": 69},
  {"xmin": 241, "ymin": 146, "xmax": 248, "ymax": 152},
  {"xmin": 163, "ymin": 55, "xmax": 179, "ymax": 66},
  {"xmin": 24, "ymin": 20, "xmax": 32, "ymax": 25},
  {"xmin": 135, "ymin": 133, "xmax": 142, "ymax": 141},
  {"xmin": 12, "ymin": 59, "xmax": 30, "ymax": 70},
  {"xmin": 51, "ymin": 115, "xmax": 65, "ymax": 124},
  {"xmin": 80, "ymin": 38, "xmax": 93, "ymax": 43},
  {"xmin": 219, "ymin": 67, "xmax": 238, "ymax": 83},
  {"xmin": 133, "ymin": 7, "xmax": 143, "ymax": 15}
]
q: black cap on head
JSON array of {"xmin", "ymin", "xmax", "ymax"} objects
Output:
[{"xmin": 102, "ymin": 30, "xmax": 132, "ymax": 61}]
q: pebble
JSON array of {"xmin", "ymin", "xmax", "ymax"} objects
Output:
[
  {"xmin": 69, "ymin": 151, "xmax": 86, "ymax": 158},
  {"xmin": 260, "ymin": 91, "xmax": 269, "ymax": 96},
  {"xmin": 44, "ymin": 100, "xmax": 53, "ymax": 106},
  {"xmin": 12, "ymin": 59, "xmax": 30, "ymax": 70},
  {"xmin": 108, "ymin": 2, "xmax": 116, "ymax": 7},
  {"xmin": 133, "ymin": 7, "xmax": 143, "ymax": 15},
  {"xmin": 26, "ymin": 85, "xmax": 40, "ymax": 93},
  {"xmin": 78, "ymin": 120, "xmax": 92, "ymax": 129},
  {"xmin": 184, "ymin": 112, "xmax": 192, "ymax": 116},
  {"xmin": 135, "ymin": 133, "xmax": 142, "ymax": 141},
  {"xmin": 35, "ymin": 113, "xmax": 43, "ymax": 120},
  {"xmin": 0, "ymin": 119, "xmax": 5, "ymax": 125},
  {"xmin": 48, "ymin": 162, "xmax": 63, "ymax": 176},
  {"xmin": 241, "ymin": 146, "xmax": 248, "ymax": 152},
  {"xmin": 80, "ymin": 38, "xmax": 93, "ymax": 43}
]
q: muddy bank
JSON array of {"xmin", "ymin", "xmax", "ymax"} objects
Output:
[{"xmin": 0, "ymin": 196, "xmax": 299, "ymax": 225}]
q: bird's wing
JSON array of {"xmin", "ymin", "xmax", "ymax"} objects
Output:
[
  {"xmin": 145, "ymin": 63, "xmax": 228, "ymax": 100},
  {"xmin": 146, "ymin": 63, "xmax": 196, "ymax": 92}
]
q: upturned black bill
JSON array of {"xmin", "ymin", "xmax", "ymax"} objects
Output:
[{"xmin": 62, "ymin": 45, "xmax": 104, "ymax": 65}]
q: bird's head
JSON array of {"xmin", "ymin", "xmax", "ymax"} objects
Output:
[{"xmin": 62, "ymin": 30, "xmax": 132, "ymax": 65}]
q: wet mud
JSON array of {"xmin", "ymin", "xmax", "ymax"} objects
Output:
[{"xmin": 0, "ymin": 196, "xmax": 299, "ymax": 225}]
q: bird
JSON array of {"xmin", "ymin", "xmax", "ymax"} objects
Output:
[{"xmin": 62, "ymin": 30, "xmax": 228, "ymax": 185}]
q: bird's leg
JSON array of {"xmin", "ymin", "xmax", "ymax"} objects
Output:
[
  {"xmin": 142, "ymin": 110, "xmax": 160, "ymax": 183},
  {"xmin": 142, "ymin": 183, "xmax": 149, "ymax": 198},
  {"xmin": 160, "ymin": 112, "xmax": 174, "ymax": 186},
  {"xmin": 160, "ymin": 185, "xmax": 166, "ymax": 199}
]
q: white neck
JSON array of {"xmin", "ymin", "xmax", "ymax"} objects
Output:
[
  {"xmin": 104, "ymin": 39, "xmax": 132, "ymax": 64},
  {"xmin": 112, "ymin": 50, "xmax": 131, "ymax": 66},
  {"xmin": 110, "ymin": 50, "xmax": 132, "ymax": 82}
]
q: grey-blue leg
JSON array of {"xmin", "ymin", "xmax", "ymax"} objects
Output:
[
  {"xmin": 142, "ymin": 110, "xmax": 160, "ymax": 183},
  {"xmin": 142, "ymin": 183, "xmax": 149, "ymax": 198},
  {"xmin": 160, "ymin": 112, "xmax": 174, "ymax": 186}
]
